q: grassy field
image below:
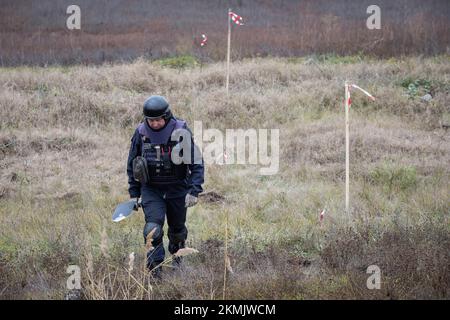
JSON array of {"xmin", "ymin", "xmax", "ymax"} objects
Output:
[{"xmin": 0, "ymin": 55, "xmax": 449, "ymax": 299}]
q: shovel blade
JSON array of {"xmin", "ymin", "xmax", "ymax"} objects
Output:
[{"xmin": 112, "ymin": 200, "xmax": 137, "ymax": 222}]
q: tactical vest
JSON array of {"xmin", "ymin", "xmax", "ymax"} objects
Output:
[{"xmin": 132, "ymin": 118, "xmax": 188, "ymax": 186}]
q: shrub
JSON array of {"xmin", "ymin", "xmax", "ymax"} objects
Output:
[
  {"xmin": 156, "ymin": 55, "xmax": 199, "ymax": 69},
  {"xmin": 370, "ymin": 163, "xmax": 417, "ymax": 194}
]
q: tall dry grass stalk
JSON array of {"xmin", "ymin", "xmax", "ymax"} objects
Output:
[
  {"xmin": 100, "ymin": 227, "xmax": 110, "ymax": 259},
  {"xmin": 128, "ymin": 252, "xmax": 135, "ymax": 272},
  {"xmin": 173, "ymin": 247, "xmax": 199, "ymax": 257},
  {"xmin": 223, "ymin": 206, "xmax": 229, "ymax": 300},
  {"xmin": 225, "ymin": 255, "xmax": 233, "ymax": 274},
  {"xmin": 145, "ymin": 228, "xmax": 156, "ymax": 251}
]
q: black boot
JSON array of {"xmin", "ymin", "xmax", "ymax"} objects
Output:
[
  {"xmin": 148, "ymin": 263, "xmax": 163, "ymax": 280},
  {"xmin": 171, "ymin": 256, "xmax": 184, "ymax": 270},
  {"xmin": 169, "ymin": 240, "xmax": 185, "ymax": 271}
]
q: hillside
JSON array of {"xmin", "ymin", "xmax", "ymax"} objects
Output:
[{"xmin": 0, "ymin": 55, "xmax": 449, "ymax": 299}]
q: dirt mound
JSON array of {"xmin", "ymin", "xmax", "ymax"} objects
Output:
[
  {"xmin": 199, "ymin": 191, "xmax": 225, "ymax": 204},
  {"xmin": 0, "ymin": 133, "xmax": 96, "ymax": 157}
]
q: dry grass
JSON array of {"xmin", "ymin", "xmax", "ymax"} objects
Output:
[{"xmin": 0, "ymin": 55, "xmax": 449, "ymax": 299}]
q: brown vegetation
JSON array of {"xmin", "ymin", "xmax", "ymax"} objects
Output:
[
  {"xmin": 0, "ymin": 55, "xmax": 449, "ymax": 299},
  {"xmin": 0, "ymin": 0, "xmax": 449, "ymax": 66}
]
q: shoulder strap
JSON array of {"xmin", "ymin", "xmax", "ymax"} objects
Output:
[
  {"xmin": 167, "ymin": 119, "xmax": 186, "ymax": 144},
  {"xmin": 136, "ymin": 124, "xmax": 148, "ymax": 157},
  {"xmin": 174, "ymin": 118, "xmax": 186, "ymax": 130}
]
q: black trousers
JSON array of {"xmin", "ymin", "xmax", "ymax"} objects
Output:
[{"xmin": 141, "ymin": 185, "xmax": 187, "ymax": 267}]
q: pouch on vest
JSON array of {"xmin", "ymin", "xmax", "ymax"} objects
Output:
[
  {"xmin": 140, "ymin": 141, "xmax": 188, "ymax": 185},
  {"xmin": 132, "ymin": 156, "xmax": 149, "ymax": 184}
]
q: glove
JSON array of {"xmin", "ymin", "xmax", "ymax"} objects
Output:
[
  {"xmin": 132, "ymin": 197, "xmax": 140, "ymax": 211},
  {"xmin": 185, "ymin": 193, "xmax": 198, "ymax": 208}
]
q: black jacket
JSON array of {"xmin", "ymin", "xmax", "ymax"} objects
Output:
[{"xmin": 126, "ymin": 119, "xmax": 204, "ymax": 199}]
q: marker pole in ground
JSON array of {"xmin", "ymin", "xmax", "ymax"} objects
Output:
[
  {"xmin": 223, "ymin": 8, "xmax": 232, "ymax": 298},
  {"xmin": 226, "ymin": 8, "xmax": 231, "ymax": 96},
  {"xmin": 344, "ymin": 82, "xmax": 376, "ymax": 214},
  {"xmin": 345, "ymin": 81, "xmax": 350, "ymax": 214}
]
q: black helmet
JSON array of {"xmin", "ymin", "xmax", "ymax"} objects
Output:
[{"xmin": 143, "ymin": 95, "xmax": 172, "ymax": 119}]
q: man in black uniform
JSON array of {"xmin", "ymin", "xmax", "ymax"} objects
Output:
[{"xmin": 127, "ymin": 95, "xmax": 204, "ymax": 276}]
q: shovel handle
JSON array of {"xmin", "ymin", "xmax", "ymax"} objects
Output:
[{"xmin": 133, "ymin": 198, "xmax": 142, "ymax": 211}]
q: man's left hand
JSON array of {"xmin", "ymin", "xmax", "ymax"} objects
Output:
[{"xmin": 185, "ymin": 193, "xmax": 198, "ymax": 208}]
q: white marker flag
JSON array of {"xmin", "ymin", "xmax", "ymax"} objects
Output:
[{"xmin": 351, "ymin": 84, "xmax": 375, "ymax": 101}]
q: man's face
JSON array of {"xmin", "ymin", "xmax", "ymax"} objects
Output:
[{"xmin": 147, "ymin": 117, "xmax": 166, "ymax": 130}]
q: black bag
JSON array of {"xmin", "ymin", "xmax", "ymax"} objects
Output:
[{"xmin": 132, "ymin": 156, "xmax": 149, "ymax": 184}]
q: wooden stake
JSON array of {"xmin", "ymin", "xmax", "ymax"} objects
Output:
[
  {"xmin": 226, "ymin": 8, "xmax": 231, "ymax": 96},
  {"xmin": 223, "ymin": 9, "xmax": 232, "ymax": 299},
  {"xmin": 345, "ymin": 81, "xmax": 350, "ymax": 214}
]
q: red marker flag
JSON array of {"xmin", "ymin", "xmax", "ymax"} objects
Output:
[
  {"xmin": 229, "ymin": 11, "xmax": 244, "ymax": 25},
  {"xmin": 347, "ymin": 84, "xmax": 352, "ymax": 106},
  {"xmin": 200, "ymin": 34, "xmax": 207, "ymax": 47}
]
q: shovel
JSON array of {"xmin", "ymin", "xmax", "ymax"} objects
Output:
[{"xmin": 112, "ymin": 198, "xmax": 141, "ymax": 222}]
